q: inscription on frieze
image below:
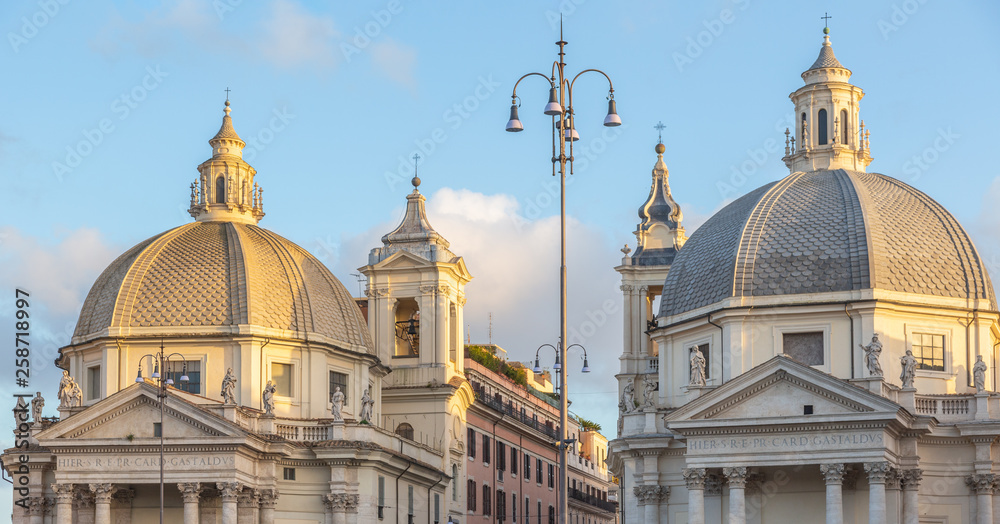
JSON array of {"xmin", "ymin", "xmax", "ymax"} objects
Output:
[
  {"xmin": 57, "ymin": 455, "xmax": 236, "ymax": 470},
  {"xmin": 687, "ymin": 432, "xmax": 884, "ymax": 454}
]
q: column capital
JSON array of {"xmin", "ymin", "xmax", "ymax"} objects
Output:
[
  {"xmin": 26, "ymin": 496, "xmax": 47, "ymax": 516},
  {"xmin": 683, "ymin": 468, "xmax": 708, "ymax": 489},
  {"xmin": 863, "ymin": 461, "xmax": 891, "ymax": 484},
  {"xmin": 966, "ymin": 473, "xmax": 996, "ymax": 495},
  {"xmin": 178, "ymin": 483, "xmax": 202, "ymax": 503},
  {"xmin": 52, "ymin": 483, "xmax": 75, "ymax": 503},
  {"xmin": 89, "ymin": 483, "xmax": 117, "ymax": 504},
  {"xmin": 723, "ymin": 466, "xmax": 749, "ymax": 488},
  {"xmin": 820, "ymin": 463, "xmax": 846, "ymax": 485},
  {"xmin": 899, "ymin": 468, "xmax": 923, "ymax": 491},
  {"xmin": 73, "ymin": 489, "xmax": 94, "ymax": 511},
  {"xmin": 237, "ymin": 488, "xmax": 260, "ymax": 508},
  {"xmin": 259, "ymin": 488, "xmax": 279, "ymax": 509},
  {"xmin": 112, "ymin": 488, "xmax": 135, "ymax": 507},
  {"xmin": 705, "ymin": 474, "xmax": 724, "ymax": 496},
  {"xmin": 744, "ymin": 473, "xmax": 765, "ymax": 495},
  {"xmin": 217, "ymin": 482, "xmax": 242, "ymax": 501},
  {"xmin": 633, "ymin": 485, "xmax": 669, "ymax": 504}
]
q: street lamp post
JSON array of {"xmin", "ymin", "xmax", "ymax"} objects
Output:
[
  {"xmin": 135, "ymin": 341, "xmax": 189, "ymax": 524},
  {"xmin": 507, "ymin": 22, "xmax": 620, "ymax": 524}
]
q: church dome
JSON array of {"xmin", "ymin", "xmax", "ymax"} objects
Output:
[
  {"xmin": 72, "ymin": 220, "xmax": 374, "ymax": 353},
  {"xmin": 659, "ymin": 169, "xmax": 996, "ymax": 318}
]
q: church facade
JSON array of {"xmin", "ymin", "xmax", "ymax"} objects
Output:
[
  {"xmin": 609, "ymin": 30, "xmax": 1000, "ymax": 524},
  {"xmin": 5, "ymin": 101, "xmax": 474, "ymax": 524}
]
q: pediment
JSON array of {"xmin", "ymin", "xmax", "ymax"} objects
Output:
[
  {"xmin": 666, "ymin": 356, "xmax": 903, "ymax": 424},
  {"xmin": 375, "ymin": 250, "xmax": 432, "ymax": 269},
  {"xmin": 37, "ymin": 383, "xmax": 247, "ymax": 441}
]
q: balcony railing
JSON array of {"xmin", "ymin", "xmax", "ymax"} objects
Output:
[
  {"xmin": 473, "ymin": 390, "xmax": 559, "ymax": 440},
  {"xmin": 568, "ymin": 487, "xmax": 617, "ymax": 512}
]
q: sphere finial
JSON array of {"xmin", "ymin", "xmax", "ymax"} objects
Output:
[
  {"xmin": 823, "ymin": 26, "xmax": 830, "ymax": 35},
  {"xmin": 655, "ymin": 143, "xmax": 666, "ymax": 155}
]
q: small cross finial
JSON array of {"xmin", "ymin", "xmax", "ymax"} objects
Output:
[
  {"xmin": 411, "ymin": 154, "xmax": 421, "ymax": 189},
  {"xmin": 224, "ymin": 87, "xmax": 231, "ymax": 101},
  {"xmin": 821, "ymin": 12, "xmax": 832, "ymax": 29},
  {"xmin": 654, "ymin": 121, "xmax": 666, "ymax": 144}
]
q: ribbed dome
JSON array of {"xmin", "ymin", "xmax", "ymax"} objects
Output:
[
  {"xmin": 73, "ymin": 221, "xmax": 373, "ymax": 353},
  {"xmin": 660, "ymin": 170, "xmax": 996, "ymax": 317}
]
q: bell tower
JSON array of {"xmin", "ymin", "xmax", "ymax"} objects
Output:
[
  {"xmin": 783, "ymin": 28, "xmax": 873, "ymax": 173},
  {"xmin": 616, "ymin": 130, "xmax": 686, "ymax": 414},
  {"xmin": 359, "ymin": 165, "xmax": 473, "ymax": 518}
]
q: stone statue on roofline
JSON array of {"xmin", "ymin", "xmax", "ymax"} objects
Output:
[
  {"xmin": 58, "ymin": 371, "xmax": 81, "ymax": 408},
  {"xmin": 331, "ymin": 387, "xmax": 345, "ymax": 422},
  {"xmin": 619, "ymin": 378, "xmax": 636, "ymax": 414},
  {"xmin": 359, "ymin": 388, "xmax": 374, "ymax": 423},
  {"xmin": 900, "ymin": 349, "xmax": 917, "ymax": 389},
  {"xmin": 974, "ymin": 355, "xmax": 988, "ymax": 393},
  {"xmin": 221, "ymin": 368, "xmax": 237, "ymax": 405},
  {"xmin": 689, "ymin": 346, "xmax": 707, "ymax": 387},
  {"xmin": 860, "ymin": 333, "xmax": 883, "ymax": 377},
  {"xmin": 262, "ymin": 380, "xmax": 276, "ymax": 416},
  {"xmin": 31, "ymin": 392, "xmax": 44, "ymax": 424}
]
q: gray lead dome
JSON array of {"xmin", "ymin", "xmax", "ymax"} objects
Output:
[{"xmin": 659, "ymin": 169, "xmax": 996, "ymax": 318}]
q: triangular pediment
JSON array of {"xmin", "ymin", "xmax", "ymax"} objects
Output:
[
  {"xmin": 375, "ymin": 249, "xmax": 432, "ymax": 269},
  {"xmin": 666, "ymin": 356, "xmax": 905, "ymax": 425},
  {"xmin": 37, "ymin": 382, "xmax": 247, "ymax": 441}
]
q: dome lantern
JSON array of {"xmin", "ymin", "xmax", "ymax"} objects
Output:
[{"xmin": 188, "ymin": 98, "xmax": 265, "ymax": 225}]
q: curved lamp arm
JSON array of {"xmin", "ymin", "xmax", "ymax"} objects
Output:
[
  {"xmin": 565, "ymin": 344, "xmax": 592, "ymax": 373},
  {"xmin": 533, "ymin": 343, "xmax": 559, "ymax": 373}
]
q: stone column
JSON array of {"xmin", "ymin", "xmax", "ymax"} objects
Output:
[
  {"xmin": 323, "ymin": 494, "xmax": 336, "ymax": 524},
  {"xmin": 112, "ymin": 488, "xmax": 135, "ymax": 524},
  {"xmin": 52, "ymin": 484, "xmax": 73, "ymax": 524},
  {"xmin": 634, "ymin": 485, "xmax": 668, "ymax": 524},
  {"xmin": 724, "ymin": 467, "xmax": 748, "ymax": 524},
  {"xmin": 899, "ymin": 469, "xmax": 922, "ymax": 524},
  {"xmin": 259, "ymin": 489, "xmax": 279, "ymax": 524},
  {"xmin": 344, "ymin": 494, "xmax": 360, "ymax": 524},
  {"xmin": 864, "ymin": 462, "xmax": 890, "ymax": 524},
  {"xmin": 178, "ymin": 483, "xmax": 202, "ymax": 524},
  {"xmin": 237, "ymin": 487, "xmax": 260, "ymax": 523},
  {"xmin": 217, "ymin": 482, "xmax": 241, "ymax": 524},
  {"xmin": 967, "ymin": 474, "xmax": 995, "ymax": 524},
  {"xmin": 820, "ymin": 463, "xmax": 846, "ymax": 524},
  {"xmin": 26, "ymin": 496, "xmax": 45, "ymax": 524},
  {"xmin": 328, "ymin": 494, "xmax": 352, "ymax": 524},
  {"xmin": 683, "ymin": 468, "xmax": 708, "ymax": 524},
  {"xmin": 90, "ymin": 483, "xmax": 116, "ymax": 524}
]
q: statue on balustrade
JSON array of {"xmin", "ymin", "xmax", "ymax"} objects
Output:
[
  {"xmin": 860, "ymin": 333, "xmax": 884, "ymax": 377},
  {"xmin": 900, "ymin": 350, "xmax": 918, "ymax": 389},
  {"xmin": 974, "ymin": 355, "xmax": 988, "ymax": 393}
]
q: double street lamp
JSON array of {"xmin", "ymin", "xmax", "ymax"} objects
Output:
[
  {"xmin": 506, "ymin": 22, "xmax": 620, "ymax": 524},
  {"xmin": 135, "ymin": 342, "xmax": 188, "ymax": 524}
]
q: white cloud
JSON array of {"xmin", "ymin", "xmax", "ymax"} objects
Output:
[
  {"xmin": 333, "ymin": 188, "xmax": 623, "ymax": 434},
  {"xmin": 258, "ymin": 0, "xmax": 341, "ymax": 70},
  {"xmin": 370, "ymin": 38, "xmax": 418, "ymax": 90}
]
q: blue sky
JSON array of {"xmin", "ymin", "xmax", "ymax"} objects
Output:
[{"xmin": 2, "ymin": 0, "xmax": 999, "ymax": 505}]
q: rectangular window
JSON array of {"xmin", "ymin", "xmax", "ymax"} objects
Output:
[
  {"xmin": 913, "ymin": 333, "xmax": 945, "ymax": 371},
  {"xmin": 167, "ymin": 361, "xmax": 201, "ymax": 394},
  {"xmin": 783, "ymin": 332, "xmax": 824, "ymax": 366},
  {"xmin": 483, "ymin": 484, "xmax": 491, "ymax": 516},
  {"xmin": 329, "ymin": 371, "xmax": 348, "ymax": 404},
  {"xmin": 468, "ymin": 428, "xmax": 476, "ymax": 459},
  {"xmin": 153, "ymin": 422, "xmax": 161, "ymax": 437},
  {"xmin": 511, "ymin": 447, "xmax": 518, "ymax": 475},
  {"xmin": 547, "ymin": 464, "xmax": 554, "ymax": 488},
  {"xmin": 408, "ymin": 485, "xmax": 414, "ymax": 516},
  {"xmin": 467, "ymin": 480, "xmax": 476, "ymax": 511},
  {"xmin": 497, "ymin": 489, "xmax": 505, "ymax": 522},
  {"xmin": 512, "ymin": 495, "xmax": 517, "ymax": 523},
  {"xmin": 271, "ymin": 362, "xmax": 293, "ymax": 397},
  {"xmin": 378, "ymin": 476, "xmax": 385, "ymax": 519},
  {"xmin": 537, "ymin": 501, "xmax": 542, "ymax": 524},
  {"xmin": 536, "ymin": 459, "xmax": 542, "ymax": 484},
  {"xmin": 434, "ymin": 493, "xmax": 440, "ymax": 524},
  {"xmin": 547, "ymin": 505, "xmax": 555, "ymax": 524},
  {"xmin": 87, "ymin": 366, "xmax": 101, "ymax": 400},
  {"xmin": 524, "ymin": 453, "xmax": 530, "ymax": 481},
  {"xmin": 283, "ymin": 467, "xmax": 296, "ymax": 480},
  {"xmin": 483, "ymin": 434, "xmax": 491, "ymax": 464},
  {"xmin": 497, "ymin": 441, "xmax": 506, "ymax": 472},
  {"xmin": 525, "ymin": 496, "xmax": 530, "ymax": 522}
]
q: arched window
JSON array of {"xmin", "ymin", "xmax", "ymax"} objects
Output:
[
  {"xmin": 818, "ymin": 109, "xmax": 828, "ymax": 145},
  {"xmin": 395, "ymin": 422, "xmax": 414, "ymax": 440},
  {"xmin": 840, "ymin": 109, "xmax": 849, "ymax": 145},
  {"xmin": 394, "ymin": 299, "xmax": 420, "ymax": 357},
  {"xmin": 215, "ymin": 176, "xmax": 226, "ymax": 204}
]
